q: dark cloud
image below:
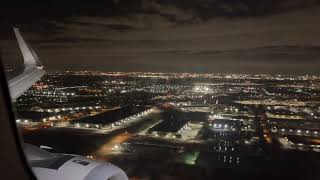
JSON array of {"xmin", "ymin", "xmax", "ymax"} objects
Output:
[{"xmin": 1, "ymin": 1, "xmax": 320, "ymax": 74}]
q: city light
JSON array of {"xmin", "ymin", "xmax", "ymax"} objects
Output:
[{"xmin": 14, "ymin": 70, "xmax": 320, "ymax": 178}]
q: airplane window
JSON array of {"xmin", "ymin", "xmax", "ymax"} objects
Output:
[{"xmin": 1, "ymin": 1, "xmax": 320, "ymax": 180}]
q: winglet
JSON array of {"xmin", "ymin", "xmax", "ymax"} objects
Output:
[
  {"xmin": 8, "ymin": 28, "xmax": 46, "ymax": 100},
  {"xmin": 13, "ymin": 27, "xmax": 43, "ymax": 68}
]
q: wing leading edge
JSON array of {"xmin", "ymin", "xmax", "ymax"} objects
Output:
[{"xmin": 8, "ymin": 28, "xmax": 45, "ymax": 100}]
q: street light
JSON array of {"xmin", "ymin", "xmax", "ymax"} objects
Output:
[{"xmin": 297, "ymin": 130, "xmax": 301, "ymax": 133}]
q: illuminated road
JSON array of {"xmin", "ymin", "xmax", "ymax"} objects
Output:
[
  {"xmin": 90, "ymin": 108, "xmax": 162, "ymax": 159},
  {"xmin": 20, "ymin": 108, "xmax": 116, "ymax": 133}
]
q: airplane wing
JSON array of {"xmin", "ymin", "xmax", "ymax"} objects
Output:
[
  {"xmin": 7, "ymin": 28, "xmax": 46, "ymax": 100},
  {"xmin": 5, "ymin": 28, "xmax": 128, "ymax": 180}
]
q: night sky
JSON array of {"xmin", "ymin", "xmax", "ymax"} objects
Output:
[{"xmin": 1, "ymin": 0, "xmax": 320, "ymax": 74}]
